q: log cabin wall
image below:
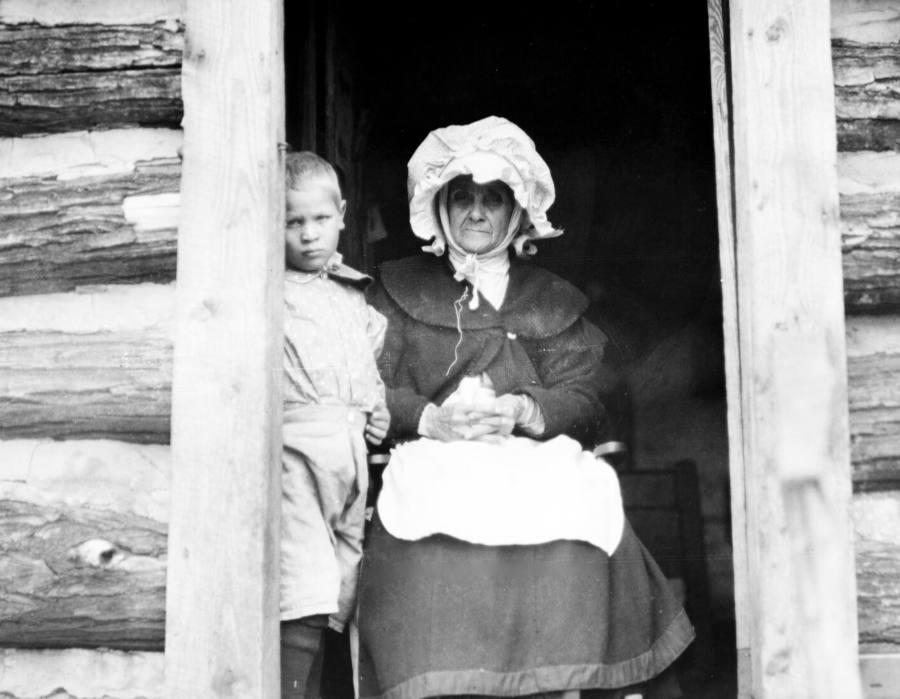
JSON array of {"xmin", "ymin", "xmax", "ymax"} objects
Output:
[
  {"xmin": 833, "ymin": 0, "xmax": 900, "ymax": 661},
  {"xmin": 0, "ymin": 1, "xmax": 181, "ymax": 696},
  {"xmin": 3, "ymin": 0, "xmax": 900, "ymax": 695}
]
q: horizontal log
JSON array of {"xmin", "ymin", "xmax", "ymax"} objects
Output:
[
  {"xmin": 0, "ymin": 22, "xmax": 183, "ymax": 77},
  {"xmin": 0, "ymin": 284, "xmax": 175, "ymax": 443},
  {"xmin": 831, "ymin": 37, "xmax": 900, "ymax": 152},
  {"xmin": 0, "ymin": 648, "xmax": 164, "ymax": 698},
  {"xmin": 846, "ymin": 316, "xmax": 900, "ymax": 490},
  {"xmin": 837, "ymin": 119, "xmax": 900, "ymax": 152},
  {"xmin": 853, "ymin": 491, "xmax": 900, "ymax": 652},
  {"xmin": 0, "ymin": 439, "xmax": 170, "ymax": 650},
  {"xmin": 0, "ymin": 0, "xmax": 181, "ymax": 26},
  {"xmin": 833, "ymin": 44, "xmax": 900, "ymax": 87},
  {"xmin": 835, "ymin": 80, "xmax": 900, "ymax": 122},
  {"xmin": 856, "ymin": 537, "xmax": 900, "ymax": 653},
  {"xmin": 0, "ymin": 68, "xmax": 182, "ymax": 137},
  {"xmin": 839, "ymin": 151, "xmax": 900, "ymax": 311},
  {"xmin": 0, "ymin": 129, "xmax": 181, "ymax": 297}
]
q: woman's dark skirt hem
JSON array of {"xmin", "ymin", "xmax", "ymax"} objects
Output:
[{"xmin": 362, "ymin": 609, "xmax": 693, "ymax": 699}]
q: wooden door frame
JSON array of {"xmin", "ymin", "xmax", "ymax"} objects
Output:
[
  {"xmin": 163, "ymin": 0, "xmax": 863, "ymax": 696},
  {"xmin": 707, "ymin": 1, "xmax": 862, "ymax": 697},
  {"xmin": 164, "ymin": 0, "xmax": 285, "ymax": 697}
]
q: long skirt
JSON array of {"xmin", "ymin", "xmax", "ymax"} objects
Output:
[{"xmin": 357, "ymin": 512, "xmax": 695, "ymax": 699}]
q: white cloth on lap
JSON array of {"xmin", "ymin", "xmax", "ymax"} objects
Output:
[{"xmin": 377, "ymin": 435, "xmax": 625, "ymax": 554}]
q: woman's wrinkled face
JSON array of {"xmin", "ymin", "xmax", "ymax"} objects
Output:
[{"xmin": 446, "ymin": 177, "xmax": 514, "ymax": 254}]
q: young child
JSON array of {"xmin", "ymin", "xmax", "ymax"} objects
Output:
[{"xmin": 279, "ymin": 151, "xmax": 390, "ymax": 699}]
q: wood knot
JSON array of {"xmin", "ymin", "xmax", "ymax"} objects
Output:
[{"xmin": 766, "ymin": 17, "xmax": 787, "ymax": 43}]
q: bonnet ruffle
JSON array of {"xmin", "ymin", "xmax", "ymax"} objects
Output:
[{"xmin": 407, "ymin": 116, "xmax": 562, "ymax": 257}]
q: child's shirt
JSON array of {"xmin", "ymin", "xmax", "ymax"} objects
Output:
[{"xmin": 284, "ymin": 253, "xmax": 386, "ymax": 412}]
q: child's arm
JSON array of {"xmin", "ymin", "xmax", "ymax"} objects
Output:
[
  {"xmin": 366, "ymin": 305, "xmax": 387, "ymax": 359},
  {"xmin": 365, "ymin": 405, "xmax": 391, "ymax": 445}
]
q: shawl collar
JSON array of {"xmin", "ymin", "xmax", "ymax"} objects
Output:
[
  {"xmin": 286, "ymin": 261, "xmax": 372, "ymax": 290},
  {"xmin": 327, "ymin": 261, "xmax": 372, "ymax": 290},
  {"xmin": 379, "ymin": 254, "xmax": 588, "ymax": 339}
]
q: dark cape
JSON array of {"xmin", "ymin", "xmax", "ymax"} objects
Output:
[{"xmin": 358, "ymin": 254, "xmax": 695, "ymax": 699}]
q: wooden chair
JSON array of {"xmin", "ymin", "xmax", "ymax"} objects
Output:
[{"xmin": 616, "ymin": 459, "xmax": 716, "ymax": 676}]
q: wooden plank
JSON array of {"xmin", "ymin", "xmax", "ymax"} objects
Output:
[
  {"xmin": 164, "ymin": 0, "xmax": 284, "ymax": 696},
  {"xmin": 730, "ymin": 1, "xmax": 861, "ymax": 697},
  {"xmin": 706, "ymin": 1, "xmax": 752, "ymax": 695},
  {"xmin": 839, "ymin": 152, "xmax": 900, "ymax": 311},
  {"xmin": 0, "ymin": 648, "xmax": 164, "ymax": 699},
  {"xmin": 0, "ymin": 439, "xmax": 170, "ymax": 649},
  {"xmin": 0, "ymin": 284, "xmax": 174, "ymax": 443}
]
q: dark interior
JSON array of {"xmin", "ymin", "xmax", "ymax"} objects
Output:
[{"xmin": 285, "ymin": 2, "xmax": 735, "ymax": 696}]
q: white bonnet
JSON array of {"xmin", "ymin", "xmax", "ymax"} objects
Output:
[{"xmin": 407, "ymin": 116, "xmax": 562, "ymax": 257}]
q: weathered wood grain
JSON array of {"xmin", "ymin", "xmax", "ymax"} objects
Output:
[
  {"xmin": 0, "ymin": 500, "xmax": 167, "ymax": 649},
  {"xmin": 0, "ymin": 648, "xmax": 164, "ymax": 699},
  {"xmin": 0, "ymin": 284, "xmax": 174, "ymax": 443},
  {"xmin": 846, "ymin": 316, "xmax": 900, "ymax": 491},
  {"xmin": 706, "ymin": 3, "xmax": 751, "ymax": 694},
  {"xmin": 831, "ymin": 7, "xmax": 900, "ymax": 153},
  {"xmin": 730, "ymin": 2, "xmax": 860, "ymax": 696},
  {"xmin": 0, "ymin": 22, "xmax": 183, "ymax": 77},
  {"xmin": 0, "ymin": 128, "xmax": 181, "ymax": 296},
  {"xmin": 0, "ymin": 11, "xmax": 183, "ymax": 138},
  {"xmin": 0, "ymin": 68, "xmax": 182, "ymax": 137},
  {"xmin": 839, "ymin": 151, "xmax": 900, "ymax": 311},
  {"xmin": 856, "ymin": 537, "xmax": 900, "ymax": 653},
  {"xmin": 0, "ymin": 439, "xmax": 170, "ymax": 650},
  {"xmin": 0, "ymin": 162, "xmax": 180, "ymax": 297},
  {"xmin": 837, "ymin": 119, "xmax": 900, "ymax": 152},
  {"xmin": 853, "ymin": 490, "xmax": 900, "ymax": 653},
  {"xmin": 833, "ymin": 43, "xmax": 900, "ymax": 152},
  {"xmin": 164, "ymin": 0, "xmax": 285, "ymax": 694}
]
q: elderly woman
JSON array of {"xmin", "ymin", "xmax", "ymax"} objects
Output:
[{"xmin": 357, "ymin": 117, "xmax": 694, "ymax": 699}]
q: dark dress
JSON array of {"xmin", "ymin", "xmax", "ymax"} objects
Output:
[{"xmin": 358, "ymin": 255, "xmax": 694, "ymax": 699}]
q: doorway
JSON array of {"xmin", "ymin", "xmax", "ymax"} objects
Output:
[{"xmin": 285, "ymin": 2, "xmax": 735, "ymax": 696}]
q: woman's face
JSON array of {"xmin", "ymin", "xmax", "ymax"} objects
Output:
[{"xmin": 446, "ymin": 177, "xmax": 514, "ymax": 254}]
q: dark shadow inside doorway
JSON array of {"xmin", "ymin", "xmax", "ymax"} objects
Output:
[{"xmin": 285, "ymin": 2, "xmax": 736, "ymax": 696}]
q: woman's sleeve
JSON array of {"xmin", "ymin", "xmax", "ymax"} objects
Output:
[
  {"xmin": 366, "ymin": 280, "xmax": 432, "ymax": 439},
  {"xmin": 515, "ymin": 318, "xmax": 617, "ymax": 446}
]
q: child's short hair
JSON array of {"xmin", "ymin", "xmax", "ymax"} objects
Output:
[{"xmin": 285, "ymin": 151, "xmax": 343, "ymax": 209}]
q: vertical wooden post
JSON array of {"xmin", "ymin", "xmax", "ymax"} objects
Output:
[
  {"xmin": 727, "ymin": 1, "xmax": 862, "ymax": 697},
  {"xmin": 165, "ymin": 0, "xmax": 285, "ymax": 696},
  {"xmin": 705, "ymin": 2, "xmax": 752, "ymax": 696}
]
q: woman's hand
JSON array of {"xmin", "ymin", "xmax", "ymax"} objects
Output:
[
  {"xmin": 366, "ymin": 405, "xmax": 391, "ymax": 445},
  {"xmin": 425, "ymin": 397, "xmax": 518, "ymax": 443}
]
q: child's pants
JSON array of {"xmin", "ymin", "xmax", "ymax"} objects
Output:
[
  {"xmin": 281, "ymin": 614, "xmax": 327, "ymax": 699},
  {"xmin": 280, "ymin": 405, "xmax": 369, "ymax": 632}
]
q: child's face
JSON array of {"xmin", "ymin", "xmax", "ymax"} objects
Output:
[{"xmin": 285, "ymin": 184, "xmax": 346, "ymax": 272}]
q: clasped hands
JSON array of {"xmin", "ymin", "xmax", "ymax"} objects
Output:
[{"xmin": 427, "ymin": 394, "xmax": 524, "ymax": 444}]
